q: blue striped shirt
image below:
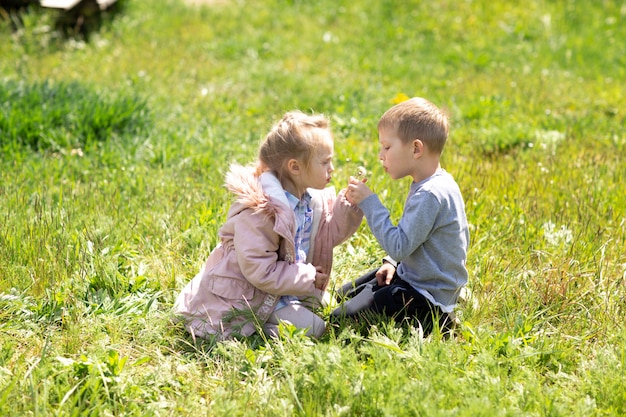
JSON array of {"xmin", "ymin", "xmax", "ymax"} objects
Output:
[
  {"xmin": 286, "ymin": 191, "xmax": 313, "ymax": 263},
  {"xmin": 275, "ymin": 191, "xmax": 313, "ymax": 310}
]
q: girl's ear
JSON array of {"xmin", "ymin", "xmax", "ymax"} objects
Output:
[{"xmin": 287, "ymin": 158, "xmax": 301, "ymax": 175}]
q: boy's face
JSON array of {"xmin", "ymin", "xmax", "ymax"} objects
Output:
[{"xmin": 377, "ymin": 127, "xmax": 419, "ymax": 180}]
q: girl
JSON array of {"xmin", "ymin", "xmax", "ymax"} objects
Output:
[{"xmin": 174, "ymin": 111, "xmax": 363, "ymax": 340}]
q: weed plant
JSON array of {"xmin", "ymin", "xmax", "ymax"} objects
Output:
[{"xmin": 0, "ymin": 0, "xmax": 625, "ymax": 415}]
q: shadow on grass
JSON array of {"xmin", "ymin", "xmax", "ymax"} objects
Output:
[{"xmin": 0, "ymin": 0, "xmax": 127, "ymax": 41}]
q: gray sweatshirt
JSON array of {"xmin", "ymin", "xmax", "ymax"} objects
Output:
[{"xmin": 359, "ymin": 169, "xmax": 469, "ymax": 312}]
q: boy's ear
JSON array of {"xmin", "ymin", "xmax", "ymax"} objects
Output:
[{"xmin": 412, "ymin": 139, "xmax": 424, "ymax": 157}]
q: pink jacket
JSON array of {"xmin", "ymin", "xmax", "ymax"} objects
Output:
[{"xmin": 174, "ymin": 164, "xmax": 363, "ymax": 340}]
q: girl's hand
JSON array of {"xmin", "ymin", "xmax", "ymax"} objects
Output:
[
  {"xmin": 375, "ymin": 262, "xmax": 395, "ymax": 286},
  {"xmin": 314, "ymin": 267, "xmax": 329, "ymax": 290},
  {"xmin": 346, "ymin": 176, "xmax": 374, "ymax": 205}
]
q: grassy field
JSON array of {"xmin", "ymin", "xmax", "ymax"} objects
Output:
[{"xmin": 1, "ymin": 0, "xmax": 625, "ymax": 415}]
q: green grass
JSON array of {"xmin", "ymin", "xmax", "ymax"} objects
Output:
[
  {"xmin": 0, "ymin": 79, "xmax": 149, "ymax": 152},
  {"xmin": 1, "ymin": 0, "xmax": 625, "ymax": 415}
]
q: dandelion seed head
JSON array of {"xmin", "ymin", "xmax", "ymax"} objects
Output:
[{"xmin": 542, "ymin": 221, "xmax": 573, "ymax": 247}]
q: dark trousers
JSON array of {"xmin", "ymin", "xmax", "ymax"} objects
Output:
[{"xmin": 338, "ymin": 268, "xmax": 454, "ymax": 335}]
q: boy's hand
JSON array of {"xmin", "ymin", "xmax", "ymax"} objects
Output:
[
  {"xmin": 347, "ymin": 176, "xmax": 374, "ymax": 205},
  {"xmin": 375, "ymin": 262, "xmax": 395, "ymax": 286}
]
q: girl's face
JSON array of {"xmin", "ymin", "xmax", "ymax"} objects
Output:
[{"xmin": 302, "ymin": 131, "xmax": 334, "ymax": 190}]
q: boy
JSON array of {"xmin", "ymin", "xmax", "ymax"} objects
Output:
[{"xmin": 333, "ymin": 97, "xmax": 469, "ymax": 335}]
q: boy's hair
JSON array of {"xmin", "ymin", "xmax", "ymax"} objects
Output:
[
  {"xmin": 377, "ymin": 97, "xmax": 449, "ymax": 154},
  {"xmin": 257, "ymin": 110, "xmax": 331, "ymax": 177}
]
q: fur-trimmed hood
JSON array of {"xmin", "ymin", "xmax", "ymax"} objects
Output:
[{"xmin": 224, "ymin": 163, "xmax": 288, "ymax": 219}]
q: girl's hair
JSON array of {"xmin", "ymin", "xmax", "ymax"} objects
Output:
[
  {"xmin": 377, "ymin": 97, "xmax": 449, "ymax": 154},
  {"xmin": 256, "ymin": 110, "xmax": 331, "ymax": 177}
]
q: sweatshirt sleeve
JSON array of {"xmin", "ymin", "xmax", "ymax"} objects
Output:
[{"xmin": 359, "ymin": 191, "xmax": 440, "ymax": 261}]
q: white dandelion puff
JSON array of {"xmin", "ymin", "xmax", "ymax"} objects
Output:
[{"xmin": 542, "ymin": 221, "xmax": 573, "ymax": 247}]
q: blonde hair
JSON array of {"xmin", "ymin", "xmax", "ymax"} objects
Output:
[
  {"xmin": 378, "ymin": 97, "xmax": 449, "ymax": 154},
  {"xmin": 257, "ymin": 110, "xmax": 331, "ymax": 178}
]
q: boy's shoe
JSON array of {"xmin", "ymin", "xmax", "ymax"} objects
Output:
[{"xmin": 331, "ymin": 284, "xmax": 375, "ymax": 317}]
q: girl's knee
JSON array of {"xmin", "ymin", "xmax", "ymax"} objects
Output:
[{"xmin": 307, "ymin": 315, "xmax": 326, "ymax": 338}]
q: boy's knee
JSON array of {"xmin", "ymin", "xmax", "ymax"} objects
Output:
[{"xmin": 371, "ymin": 285, "xmax": 398, "ymax": 312}]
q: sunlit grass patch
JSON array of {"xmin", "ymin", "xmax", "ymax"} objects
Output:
[{"xmin": 0, "ymin": 0, "xmax": 625, "ymax": 415}]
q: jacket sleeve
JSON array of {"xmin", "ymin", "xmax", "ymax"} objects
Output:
[
  {"xmin": 232, "ymin": 209, "xmax": 319, "ymax": 297},
  {"xmin": 324, "ymin": 188, "xmax": 364, "ymax": 247},
  {"xmin": 308, "ymin": 188, "xmax": 363, "ymax": 290}
]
